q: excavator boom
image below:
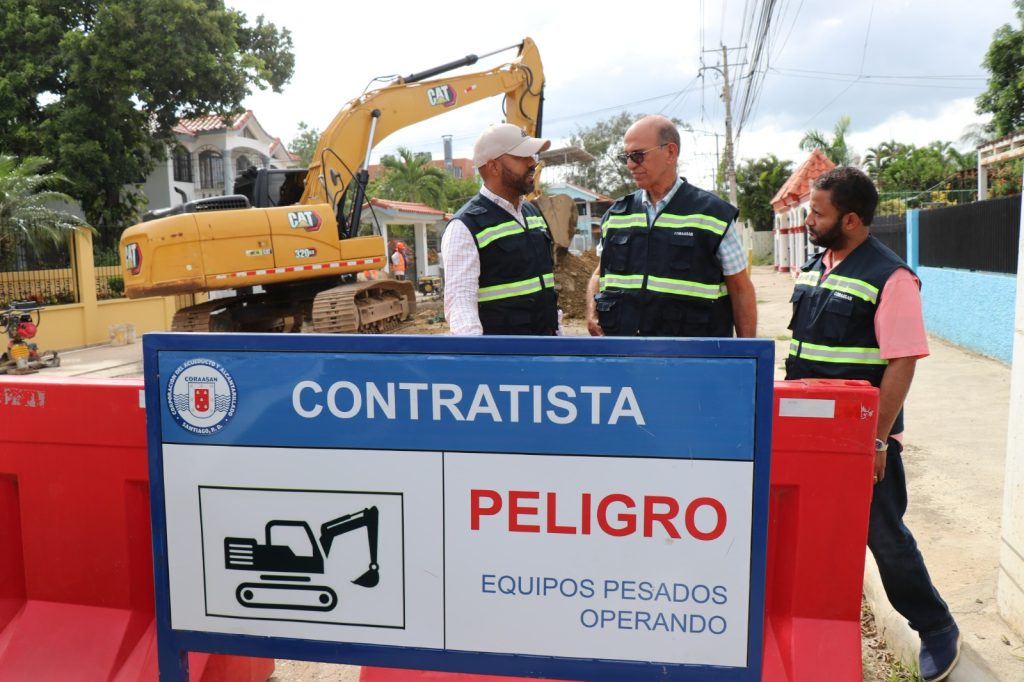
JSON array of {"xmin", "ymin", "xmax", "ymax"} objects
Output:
[{"xmin": 301, "ymin": 38, "xmax": 544, "ymax": 211}]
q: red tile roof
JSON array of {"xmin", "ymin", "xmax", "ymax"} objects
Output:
[
  {"xmin": 771, "ymin": 148, "xmax": 836, "ymax": 211},
  {"xmin": 362, "ymin": 198, "xmax": 447, "ymax": 217},
  {"xmin": 174, "ymin": 111, "xmax": 252, "ymax": 136}
]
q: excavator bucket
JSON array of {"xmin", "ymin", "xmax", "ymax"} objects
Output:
[{"xmin": 352, "ymin": 564, "xmax": 380, "ymax": 588}]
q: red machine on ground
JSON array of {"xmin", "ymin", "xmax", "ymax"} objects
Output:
[{"xmin": 0, "ymin": 301, "xmax": 59, "ymax": 375}]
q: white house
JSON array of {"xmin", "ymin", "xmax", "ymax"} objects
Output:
[{"xmin": 140, "ymin": 110, "xmax": 298, "ymax": 211}]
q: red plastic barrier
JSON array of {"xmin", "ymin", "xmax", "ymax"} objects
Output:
[
  {"xmin": 360, "ymin": 379, "xmax": 877, "ymax": 682},
  {"xmin": 0, "ymin": 376, "xmax": 274, "ymax": 681},
  {"xmin": 761, "ymin": 378, "xmax": 877, "ymax": 681}
]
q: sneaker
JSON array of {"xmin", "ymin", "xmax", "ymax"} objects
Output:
[{"xmin": 919, "ymin": 623, "xmax": 961, "ymax": 682}]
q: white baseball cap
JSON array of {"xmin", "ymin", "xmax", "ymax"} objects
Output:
[{"xmin": 473, "ymin": 123, "xmax": 550, "ymax": 168}]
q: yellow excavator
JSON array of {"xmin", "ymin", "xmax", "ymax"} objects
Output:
[{"xmin": 119, "ymin": 39, "xmax": 544, "ymax": 333}]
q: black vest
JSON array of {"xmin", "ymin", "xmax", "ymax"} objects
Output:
[
  {"xmin": 785, "ymin": 236, "xmax": 915, "ymax": 432},
  {"xmin": 595, "ymin": 180, "xmax": 739, "ymax": 337},
  {"xmin": 451, "ymin": 194, "xmax": 558, "ymax": 335}
]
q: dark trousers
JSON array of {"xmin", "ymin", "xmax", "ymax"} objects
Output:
[{"xmin": 867, "ymin": 438, "xmax": 956, "ymax": 637}]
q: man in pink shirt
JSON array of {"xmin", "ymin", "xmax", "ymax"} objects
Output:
[{"xmin": 786, "ymin": 167, "xmax": 959, "ymax": 682}]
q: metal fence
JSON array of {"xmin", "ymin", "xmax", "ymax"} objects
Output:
[
  {"xmin": 919, "ymin": 195, "xmax": 1021, "ymax": 274},
  {"xmin": 0, "ymin": 229, "xmax": 131, "ymax": 306},
  {"xmin": 877, "ymin": 189, "xmax": 977, "ymax": 217},
  {"xmin": 0, "ymin": 237, "xmax": 78, "ymax": 307},
  {"xmin": 871, "ymin": 213, "xmax": 907, "ymax": 260}
]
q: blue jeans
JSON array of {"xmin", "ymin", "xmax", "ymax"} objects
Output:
[{"xmin": 867, "ymin": 438, "xmax": 956, "ymax": 637}]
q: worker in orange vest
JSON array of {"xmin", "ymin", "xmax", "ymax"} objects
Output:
[{"xmin": 391, "ymin": 242, "xmax": 408, "ymax": 280}]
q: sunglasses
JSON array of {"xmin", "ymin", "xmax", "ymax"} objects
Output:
[{"xmin": 617, "ymin": 143, "xmax": 667, "ymax": 165}]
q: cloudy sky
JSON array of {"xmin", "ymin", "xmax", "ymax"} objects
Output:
[{"xmin": 231, "ymin": 0, "xmax": 1018, "ymax": 189}]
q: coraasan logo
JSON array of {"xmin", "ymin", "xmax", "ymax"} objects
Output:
[{"xmin": 167, "ymin": 358, "xmax": 237, "ymax": 435}]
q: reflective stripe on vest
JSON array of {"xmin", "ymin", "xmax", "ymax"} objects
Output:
[
  {"xmin": 526, "ymin": 215, "xmax": 547, "ymax": 230},
  {"xmin": 789, "ymin": 339, "xmax": 887, "ymax": 365},
  {"xmin": 478, "ymin": 273, "xmax": 555, "ymax": 303},
  {"xmin": 796, "ymin": 270, "xmax": 821, "ymax": 287},
  {"xmin": 600, "ymin": 275, "xmax": 727, "ymax": 299},
  {"xmin": 600, "ymin": 274, "xmax": 645, "ymax": 290},
  {"xmin": 819, "ymin": 274, "xmax": 879, "ymax": 304},
  {"xmin": 654, "ymin": 212, "xmax": 728, "ymax": 236},
  {"xmin": 603, "ymin": 213, "xmax": 648, "ymax": 232},
  {"xmin": 646, "ymin": 277, "xmax": 727, "ymax": 299},
  {"xmin": 476, "ymin": 220, "xmax": 523, "ymax": 249}
]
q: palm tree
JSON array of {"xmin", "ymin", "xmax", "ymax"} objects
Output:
[
  {"xmin": 863, "ymin": 139, "xmax": 909, "ymax": 178},
  {"xmin": 376, "ymin": 148, "xmax": 447, "ymax": 208},
  {"xmin": 799, "ymin": 115, "xmax": 855, "ymax": 166},
  {"xmin": 0, "ymin": 154, "xmax": 84, "ymax": 266}
]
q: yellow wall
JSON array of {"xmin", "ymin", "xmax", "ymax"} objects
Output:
[{"xmin": 11, "ymin": 229, "xmax": 184, "ymax": 351}]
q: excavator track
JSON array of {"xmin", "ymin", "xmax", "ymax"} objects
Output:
[
  {"xmin": 170, "ymin": 279, "xmax": 417, "ymax": 334},
  {"xmin": 311, "ymin": 279, "xmax": 417, "ymax": 334},
  {"xmin": 171, "ymin": 298, "xmax": 240, "ymax": 332}
]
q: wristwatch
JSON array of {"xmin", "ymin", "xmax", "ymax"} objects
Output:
[{"xmin": 875, "ymin": 438, "xmax": 887, "ymax": 452}]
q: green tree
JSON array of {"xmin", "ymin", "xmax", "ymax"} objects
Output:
[
  {"xmin": 800, "ymin": 115, "xmax": 855, "ymax": 165},
  {"xmin": 289, "ymin": 121, "xmax": 321, "ymax": 167},
  {"xmin": 977, "ymin": 0, "xmax": 1024, "ymax": 136},
  {"xmin": 735, "ymin": 155, "xmax": 793, "ymax": 232},
  {"xmin": 862, "ymin": 140, "xmax": 910, "ymax": 178},
  {"xmin": 0, "ymin": 1, "xmax": 294, "ymax": 236},
  {"xmin": 0, "ymin": 154, "xmax": 84, "ymax": 266},
  {"xmin": 566, "ymin": 112, "xmax": 638, "ymax": 198},
  {"xmin": 874, "ymin": 141, "xmax": 974, "ymax": 193},
  {"xmin": 373, "ymin": 148, "xmax": 447, "ymax": 207},
  {"xmin": 441, "ymin": 175, "xmax": 481, "ymax": 213}
]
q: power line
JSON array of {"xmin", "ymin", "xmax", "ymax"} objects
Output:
[
  {"xmin": 798, "ymin": 0, "xmax": 875, "ymax": 130},
  {"xmin": 774, "ymin": 66, "xmax": 985, "ymax": 81},
  {"xmin": 772, "ymin": 69, "xmax": 985, "ymax": 90}
]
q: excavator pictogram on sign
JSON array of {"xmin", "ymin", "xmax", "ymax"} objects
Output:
[{"xmin": 224, "ymin": 506, "xmax": 380, "ymax": 612}]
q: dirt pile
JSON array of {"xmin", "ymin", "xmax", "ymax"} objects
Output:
[{"xmin": 554, "ymin": 249, "xmax": 599, "ymax": 320}]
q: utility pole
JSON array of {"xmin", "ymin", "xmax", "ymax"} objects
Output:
[
  {"xmin": 700, "ymin": 45, "xmax": 743, "ymax": 208},
  {"xmin": 720, "ymin": 45, "xmax": 738, "ymax": 209}
]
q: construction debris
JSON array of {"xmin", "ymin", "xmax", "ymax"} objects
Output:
[{"xmin": 554, "ymin": 249, "xmax": 599, "ymax": 320}]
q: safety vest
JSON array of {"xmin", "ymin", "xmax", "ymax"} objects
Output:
[
  {"xmin": 596, "ymin": 179, "xmax": 738, "ymax": 336},
  {"xmin": 785, "ymin": 236, "xmax": 914, "ymax": 431},
  {"xmin": 451, "ymin": 194, "xmax": 558, "ymax": 335},
  {"xmin": 391, "ymin": 250, "xmax": 406, "ymax": 275}
]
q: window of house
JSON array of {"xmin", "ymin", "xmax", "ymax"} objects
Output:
[
  {"xmin": 242, "ymin": 128, "xmax": 256, "ymax": 139},
  {"xmin": 173, "ymin": 146, "xmax": 193, "ymax": 182},
  {"xmin": 198, "ymin": 150, "xmax": 224, "ymax": 189}
]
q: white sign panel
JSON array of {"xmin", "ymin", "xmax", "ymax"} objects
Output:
[
  {"xmin": 444, "ymin": 453, "xmax": 754, "ymax": 667},
  {"xmin": 163, "ymin": 445, "xmax": 445, "ymax": 648}
]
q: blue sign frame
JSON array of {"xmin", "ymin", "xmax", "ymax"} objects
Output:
[{"xmin": 145, "ymin": 333, "xmax": 774, "ymax": 681}]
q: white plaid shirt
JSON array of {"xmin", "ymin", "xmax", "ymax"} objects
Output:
[{"xmin": 440, "ymin": 186, "xmax": 526, "ymax": 335}]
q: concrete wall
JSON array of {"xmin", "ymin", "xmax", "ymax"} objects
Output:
[
  {"xmin": 15, "ymin": 229, "xmax": 183, "ymax": 351},
  {"xmin": 751, "ymin": 230, "xmax": 773, "ymax": 260},
  {"xmin": 918, "ymin": 266, "xmax": 1016, "ymax": 364}
]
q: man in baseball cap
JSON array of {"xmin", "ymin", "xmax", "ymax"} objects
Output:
[
  {"xmin": 472, "ymin": 122, "xmax": 551, "ymax": 168},
  {"xmin": 441, "ymin": 123, "xmax": 559, "ymax": 335}
]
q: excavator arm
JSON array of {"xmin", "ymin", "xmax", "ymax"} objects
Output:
[
  {"xmin": 299, "ymin": 38, "xmax": 544, "ymax": 225},
  {"xmin": 319, "ymin": 506, "xmax": 380, "ymax": 587}
]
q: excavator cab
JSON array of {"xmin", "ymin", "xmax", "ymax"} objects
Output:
[{"xmin": 234, "ymin": 167, "xmax": 307, "ymax": 209}]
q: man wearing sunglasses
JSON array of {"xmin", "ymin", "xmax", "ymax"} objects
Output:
[
  {"xmin": 585, "ymin": 114, "xmax": 757, "ymax": 338},
  {"xmin": 441, "ymin": 123, "xmax": 559, "ymax": 335},
  {"xmin": 787, "ymin": 167, "xmax": 959, "ymax": 682}
]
